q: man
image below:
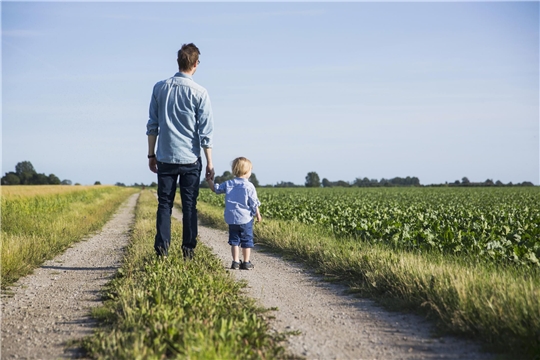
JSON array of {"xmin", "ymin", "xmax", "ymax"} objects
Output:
[{"xmin": 146, "ymin": 43, "xmax": 214, "ymax": 259}]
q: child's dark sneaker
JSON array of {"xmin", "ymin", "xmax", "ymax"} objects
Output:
[
  {"xmin": 230, "ymin": 261, "xmax": 241, "ymax": 270},
  {"xmin": 240, "ymin": 261, "xmax": 254, "ymax": 270}
]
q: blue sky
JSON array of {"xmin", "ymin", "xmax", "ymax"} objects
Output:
[{"xmin": 2, "ymin": 1, "xmax": 539, "ymax": 186}]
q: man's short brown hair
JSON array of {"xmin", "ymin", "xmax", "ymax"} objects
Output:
[{"xmin": 177, "ymin": 43, "xmax": 200, "ymax": 72}]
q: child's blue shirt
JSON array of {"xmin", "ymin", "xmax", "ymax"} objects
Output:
[{"xmin": 214, "ymin": 178, "xmax": 260, "ymax": 225}]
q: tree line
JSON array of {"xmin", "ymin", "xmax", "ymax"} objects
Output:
[
  {"xmin": 4, "ymin": 161, "xmax": 534, "ymax": 188},
  {"xmin": 305, "ymin": 172, "xmax": 421, "ymax": 188},
  {"xmin": 2, "ymin": 161, "xmax": 154, "ymax": 187},
  {"xmin": 441, "ymin": 177, "xmax": 534, "ymax": 187},
  {"xmin": 300, "ymin": 172, "xmax": 534, "ymax": 188},
  {"xmin": 203, "ymin": 171, "xmax": 535, "ymax": 188},
  {"xmin": 1, "ymin": 161, "xmax": 72, "ymax": 185}
]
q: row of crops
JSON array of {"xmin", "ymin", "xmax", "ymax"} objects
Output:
[{"xmin": 199, "ymin": 187, "xmax": 540, "ymax": 268}]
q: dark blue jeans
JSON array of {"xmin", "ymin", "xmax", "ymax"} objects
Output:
[{"xmin": 155, "ymin": 158, "xmax": 202, "ymax": 256}]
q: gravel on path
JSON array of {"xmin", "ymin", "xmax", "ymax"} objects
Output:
[
  {"xmin": 1, "ymin": 193, "xmax": 139, "ymax": 360},
  {"xmin": 1, "ymin": 193, "xmax": 495, "ymax": 360},
  {"xmin": 180, "ymin": 207, "xmax": 495, "ymax": 360}
]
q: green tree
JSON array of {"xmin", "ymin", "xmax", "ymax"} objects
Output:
[
  {"xmin": 48, "ymin": 174, "xmax": 61, "ymax": 185},
  {"xmin": 322, "ymin": 178, "xmax": 332, "ymax": 187},
  {"xmin": 275, "ymin": 181, "xmax": 297, "ymax": 188},
  {"xmin": 200, "ymin": 179, "xmax": 209, "ymax": 188},
  {"xmin": 1, "ymin": 172, "xmax": 20, "ymax": 185},
  {"xmin": 15, "ymin": 161, "xmax": 37, "ymax": 184},
  {"xmin": 214, "ymin": 171, "xmax": 234, "ymax": 184},
  {"xmin": 61, "ymin": 179, "xmax": 72, "ymax": 185},
  {"xmin": 305, "ymin": 172, "xmax": 321, "ymax": 188},
  {"xmin": 94, "ymin": 181, "xmax": 101, "ymax": 185},
  {"xmin": 249, "ymin": 173, "xmax": 260, "ymax": 187},
  {"xmin": 31, "ymin": 173, "xmax": 49, "ymax": 185}
]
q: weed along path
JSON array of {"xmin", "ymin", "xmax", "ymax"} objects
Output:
[
  {"xmin": 1, "ymin": 193, "xmax": 139, "ymax": 359},
  {"xmin": 177, "ymin": 207, "xmax": 495, "ymax": 359}
]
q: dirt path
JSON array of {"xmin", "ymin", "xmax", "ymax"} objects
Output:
[
  {"xmin": 176, "ymin": 208, "xmax": 495, "ymax": 360},
  {"xmin": 2, "ymin": 193, "xmax": 494, "ymax": 360},
  {"xmin": 1, "ymin": 193, "xmax": 139, "ymax": 360}
]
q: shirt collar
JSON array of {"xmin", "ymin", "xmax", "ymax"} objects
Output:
[{"xmin": 174, "ymin": 72, "xmax": 193, "ymax": 80}]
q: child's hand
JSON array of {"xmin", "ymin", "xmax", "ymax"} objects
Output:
[{"xmin": 256, "ymin": 213, "xmax": 262, "ymax": 223}]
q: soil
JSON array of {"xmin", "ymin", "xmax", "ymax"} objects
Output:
[
  {"xmin": 1, "ymin": 194, "xmax": 495, "ymax": 359},
  {"xmin": 184, "ymin": 207, "xmax": 495, "ymax": 360},
  {"xmin": 1, "ymin": 193, "xmax": 139, "ymax": 359}
]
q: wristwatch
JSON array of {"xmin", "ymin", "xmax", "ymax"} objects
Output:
[{"xmin": 147, "ymin": 154, "xmax": 156, "ymax": 159}]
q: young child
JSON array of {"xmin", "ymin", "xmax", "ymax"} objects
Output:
[{"xmin": 207, "ymin": 157, "xmax": 262, "ymax": 270}]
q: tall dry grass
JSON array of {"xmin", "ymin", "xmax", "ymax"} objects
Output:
[
  {"xmin": 2, "ymin": 185, "xmax": 97, "ymax": 198},
  {"xmin": 1, "ymin": 186, "xmax": 138, "ymax": 287}
]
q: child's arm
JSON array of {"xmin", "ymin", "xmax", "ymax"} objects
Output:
[
  {"xmin": 207, "ymin": 178, "xmax": 216, "ymax": 193},
  {"xmin": 248, "ymin": 186, "xmax": 262, "ymax": 222}
]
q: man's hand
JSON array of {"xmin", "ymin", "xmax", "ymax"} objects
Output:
[
  {"xmin": 149, "ymin": 158, "xmax": 158, "ymax": 173},
  {"xmin": 205, "ymin": 165, "xmax": 215, "ymax": 181},
  {"xmin": 203, "ymin": 148, "xmax": 214, "ymax": 181}
]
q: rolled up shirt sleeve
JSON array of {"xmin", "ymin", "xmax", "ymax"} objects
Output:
[
  {"xmin": 247, "ymin": 188, "xmax": 261, "ymax": 217},
  {"xmin": 214, "ymin": 182, "xmax": 225, "ymax": 194},
  {"xmin": 197, "ymin": 91, "xmax": 213, "ymax": 148},
  {"xmin": 146, "ymin": 87, "xmax": 159, "ymax": 136}
]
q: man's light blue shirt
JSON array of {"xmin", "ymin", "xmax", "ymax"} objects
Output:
[
  {"xmin": 214, "ymin": 178, "xmax": 261, "ymax": 225},
  {"xmin": 146, "ymin": 72, "xmax": 213, "ymax": 164}
]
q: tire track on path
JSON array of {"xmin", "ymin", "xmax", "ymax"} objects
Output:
[
  {"xmin": 1, "ymin": 193, "xmax": 139, "ymax": 360},
  {"xmin": 178, "ymin": 206, "xmax": 495, "ymax": 360}
]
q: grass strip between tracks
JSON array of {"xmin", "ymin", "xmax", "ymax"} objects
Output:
[
  {"xmin": 1, "ymin": 186, "xmax": 138, "ymax": 288},
  {"xmin": 83, "ymin": 190, "xmax": 286, "ymax": 359},
  {"xmin": 198, "ymin": 200, "xmax": 540, "ymax": 359}
]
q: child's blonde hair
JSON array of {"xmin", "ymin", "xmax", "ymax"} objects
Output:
[{"xmin": 232, "ymin": 157, "xmax": 252, "ymax": 177}]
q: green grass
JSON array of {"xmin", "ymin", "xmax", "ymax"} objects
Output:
[
  {"xmin": 1, "ymin": 186, "xmax": 138, "ymax": 287},
  {"xmin": 198, "ymin": 200, "xmax": 540, "ymax": 359},
  {"xmin": 82, "ymin": 190, "xmax": 287, "ymax": 359}
]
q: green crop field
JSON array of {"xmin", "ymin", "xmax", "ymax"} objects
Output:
[
  {"xmin": 198, "ymin": 186, "xmax": 540, "ymax": 357},
  {"xmin": 200, "ymin": 187, "xmax": 540, "ymax": 268}
]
